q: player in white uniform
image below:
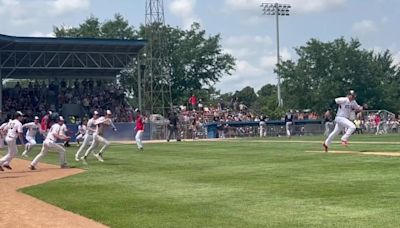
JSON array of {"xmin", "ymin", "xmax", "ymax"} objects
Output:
[
  {"xmin": 0, "ymin": 111, "xmax": 25, "ymax": 171},
  {"xmin": 81, "ymin": 110, "xmax": 117, "ymax": 164},
  {"xmin": 29, "ymin": 116, "xmax": 70, "ymax": 170},
  {"xmin": 59, "ymin": 118, "xmax": 71, "ymax": 147},
  {"xmin": 0, "ymin": 120, "xmax": 11, "ymax": 149},
  {"xmin": 323, "ymin": 90, "xmax": 365, "ymax": 152},
  {"xmin": 75, "ymin": 120, "xmax": 87, "ymax": 145},
  {"xmin": 75, "ymin": 111, "xmax": 99, "ymax": 161},
  {"xmin": 21, "ymin": 116, "xmax": 42, "ymax": 157}
]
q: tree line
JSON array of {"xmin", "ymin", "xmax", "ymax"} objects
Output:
[{"xmin": 53, "ymin": 14, "xmax": 400, "ymax": 118}]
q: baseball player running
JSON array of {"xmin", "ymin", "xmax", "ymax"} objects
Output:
[
  {"xmin": 0, "ymin": 111, "xmax": 25, "ymax": 171},
  {"xmin": 323, "ymin": 90, "xmax": 365, "ymax": 152},
  {"xmin": 21, "ymin": 116, "xmax": 42, "ymax": 158},
  {"xmin": 0, "ymin": 119, "xmax": 11, "ymax": 149},
  {"xmin": 75, "ymin": 111, "xmax": 99, "ymax": 161},
  {"xmin": 29, "ymin": 116, "xmax": 70, "ymax": 170},
  {"xmin": 81, "ymin": 110, "xmax": 117, "ymax": 164}
]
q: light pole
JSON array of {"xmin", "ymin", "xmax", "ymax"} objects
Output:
[{"xmin": 261, "ymin": 2, "xmax": 291, "ymax": 107}]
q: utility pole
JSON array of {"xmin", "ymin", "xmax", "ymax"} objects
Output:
[{"xmin": 261, "ymin": 3, "xmax": 291, "ymax": 107}]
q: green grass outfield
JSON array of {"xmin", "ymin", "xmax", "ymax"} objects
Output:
[{"xmin": 14, "ymin": 134, "xmax": 400, "ymax": 227}]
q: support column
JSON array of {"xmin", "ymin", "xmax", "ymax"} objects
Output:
[{"xmin": 0, "ymin": 68, "xmax": 2, "ymax": 120}]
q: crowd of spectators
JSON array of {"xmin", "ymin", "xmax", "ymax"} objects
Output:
[
  {"xmin": 355, "ymin": 111, "xmax": 399, "ymax": 134},
  {"xmin": 1, "ymin": 79, "xmax": 133, "ymax": 123}
]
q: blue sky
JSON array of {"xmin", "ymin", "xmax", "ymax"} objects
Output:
[{"xmin": 1, "ymin": 0, "xmax": 399, "ymax": 93}]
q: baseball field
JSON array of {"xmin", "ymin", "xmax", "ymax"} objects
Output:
[{"xmin": 8, "ymin": 134, "xmax": 400, "ymax": 227}]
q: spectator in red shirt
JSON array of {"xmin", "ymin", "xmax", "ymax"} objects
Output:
[
  {"xmin": 188, "ymin": 95, "xmax": 197, "ymax": 110},
  {"xmin": 134, "ymin": 109, "xmax": 144, "ymax": 151}
]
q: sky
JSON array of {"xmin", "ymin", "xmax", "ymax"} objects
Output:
[{"xmin": 1, "ymin": 0, "xmax": 400, "ymax": 93}]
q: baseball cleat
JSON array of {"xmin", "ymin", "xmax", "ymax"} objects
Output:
[
  {"xmin": 3, "ymin": 164, "xmax": 12, "ymax": 170},
  {"xmin": 323, "ymin": 143, "xmax": 328, "ymax": 152},
  {"xmin": 94, "ymin": 153, "xmax": 104, "ymax": 162},
  {"xmin": 21, "ymin": 151, "xmax": 28, "ymax": 158},
  {"xmin": 81, "ymin": 156, "xmax": 88, "ymax": 165},
  {"xmin": 75, "ymin": 155, "xmax": 80, "ymax": 162},
  {"xmin": 60, "ymin": 164, "xmax": 70, "ymax": 169},
  {"xmin": 29, "ymin": 165, "xmax": 36, "ymax": 170},
  {"xmin": 341, "ymin": 140, "xmax": 348, "ymax": 146}
]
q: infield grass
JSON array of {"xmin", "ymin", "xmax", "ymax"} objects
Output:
[{"xmin": 15, "ymin": 134, "xmax": 400, "ymax": 227}]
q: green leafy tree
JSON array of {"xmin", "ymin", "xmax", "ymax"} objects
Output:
[
  {"xmin": 278, "ymin": 38, "xmax": 399, "ymax": 113},
  {"xmin": 54, "ymin": 14, "xmax": 136, "ymax": 39},
  {"xmin": 54, "ymin": 17, "xmax": 235, "ymax": 111},
  {"xmin": 234, "ymin": 86, "xmax": 257, "ymax": 107},
  {"xmin": 253, "ymin": 84, "xmax": 284, "ymax": 119},
  {"xmin": 137, "ymin": 22, "xmax": 235, "ymax": 105}
]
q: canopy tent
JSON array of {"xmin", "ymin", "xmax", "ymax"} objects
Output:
[{"xmin": 0, "ymin": 33, "xmax": 147, "ymax": 112}]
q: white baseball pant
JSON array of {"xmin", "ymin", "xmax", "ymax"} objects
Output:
[
  {"xmin": 0, "ymin": 136, "xmax": 4, "ymax": 148},
  {"xmin": 24, "ymin": 135, "xmax": 37, "ymax": 154},
  {"xmin": 76, "ymin": 134, "xmax": 84, "ymax": 143},
  {"xmin": 135, "ymin": 130, "xmax": 144, "ymax": 149},
  {"xmin": 75, "ymin": 134, "xmax": 94, "ymax": 159},
  {"xmin": 84, "ymin": 133, "xmax": 109, "ymax": 157},
  {"xmin": 31, "ymin": 139, "xmax": 66, "ymax": 167},
  {"xmin": 0, "ymin": 137, "xmax": 18, "ymax": 166},
  {"xmin": 259, "ymin": 123, "xmax": 266, "ymax": 137},
  {"xmin": 286, "ymin": 122, "xmax": 293, "ymax": 136},
  {"xmin": 325, "ymin": 116, "xmax": 356, "ymax": 146}
]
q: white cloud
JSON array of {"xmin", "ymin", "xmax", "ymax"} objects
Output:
[
  {"xmin": 0, "ymin": 0, "xmax": 33, "ymax": 26},
  {"xmin": 393, "ymin": 51, "xmax": 400, "ymax": 66},
  {"xmin": 30, "ymin": 31, "xmax": 55, "ymax": 37},
  {"xmin": 259, "ymin": 47, "xmax": 292, "ymax": 69},
  {"xmin": 225, "ymin": 35, "xmax": 273, "ymax": 47},
  {"xmin": 48, "ymin": 0, "xmax": 90, "ymax": 16},
  {"xmin": 225, "ymin": 0, "xmax": 347, "ymax": 14},
  {"xmin": 352, "ymin": 19, "xmax": 378, "ymax": 35},
  {"xmin": 288, "ymin": 0, "xmax": 347, "ymax": 13},
  {"xmin": 168, "ymin": 0, "xmax": 201, "ymax": 29},
  {"xmin": 223, "ymin": 0, "xmax": 347, "ymax": 25}
]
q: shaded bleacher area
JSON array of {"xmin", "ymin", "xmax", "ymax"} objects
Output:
[{"xmin": 1, "ymin": 79, "xmax": 133, "ymax": 123}]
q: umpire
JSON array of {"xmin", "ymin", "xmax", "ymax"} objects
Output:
[{"xmin": 167, "ymin": 112, "xmax": 181, "ymax": 142}]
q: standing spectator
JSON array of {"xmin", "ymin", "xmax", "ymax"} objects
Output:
[
  {"xmin": 188, "ymin": 94, "xmax": 197, "ymax": 110},
  {"xmin": 198, "ymin": 99, "xmax": 204, "ymax": 112},
  {"xmin": 375, "ymin": 113, "xmax": 381, "ymax": 135},
  {"xmin": 167, "ymin": 112, "xmax": 181, "ymax": 142}
]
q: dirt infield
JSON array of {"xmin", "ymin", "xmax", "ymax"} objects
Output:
[{"xmin": 0, "ymin": 158, "xmax": 108, "ymax": 228}]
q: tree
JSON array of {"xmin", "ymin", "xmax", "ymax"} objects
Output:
[
  {"xmin": 253, "ymin": 84, "xmax": 284, "ymax": 119},
  {"xmin": 54, "ymin": 14, "xmax": 136, "ymax": 39},
  {"xmin": 278, "ymin": 38, "xmax": 399, "ymax": 113},
  {"xmin": 137, "ymin": 22, "xmax": 235, "ymax": 105},
  {"xmin": 54, "ymin": 16, "xmax": 235, "ymax": 111},
  {"xmin": 235, "ymin": 86, "xmax": 257, "ymax": 107}
]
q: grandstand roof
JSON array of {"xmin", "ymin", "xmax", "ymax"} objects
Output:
[{"xmin": 0, "ymin": 33, "xmax": 147, "ymax": 79}]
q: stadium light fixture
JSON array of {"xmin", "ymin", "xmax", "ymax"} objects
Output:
[{"xmin": 261, "ymin": 2, "xmax": 291, "ymax": 107}]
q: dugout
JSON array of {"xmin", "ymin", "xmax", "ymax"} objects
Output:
[{"xmin": 0, "ymin": 33, "xmax": 147, "ymax": 121}]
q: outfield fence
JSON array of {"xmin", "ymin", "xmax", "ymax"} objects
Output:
[{"xmin": 13, "ymin": 118, "xmax": 399, "ymax": 145}]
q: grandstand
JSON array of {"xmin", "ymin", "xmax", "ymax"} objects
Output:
[{"xmin": 0, "ymin": 33, "xmax": 146, "ymax": 123}]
